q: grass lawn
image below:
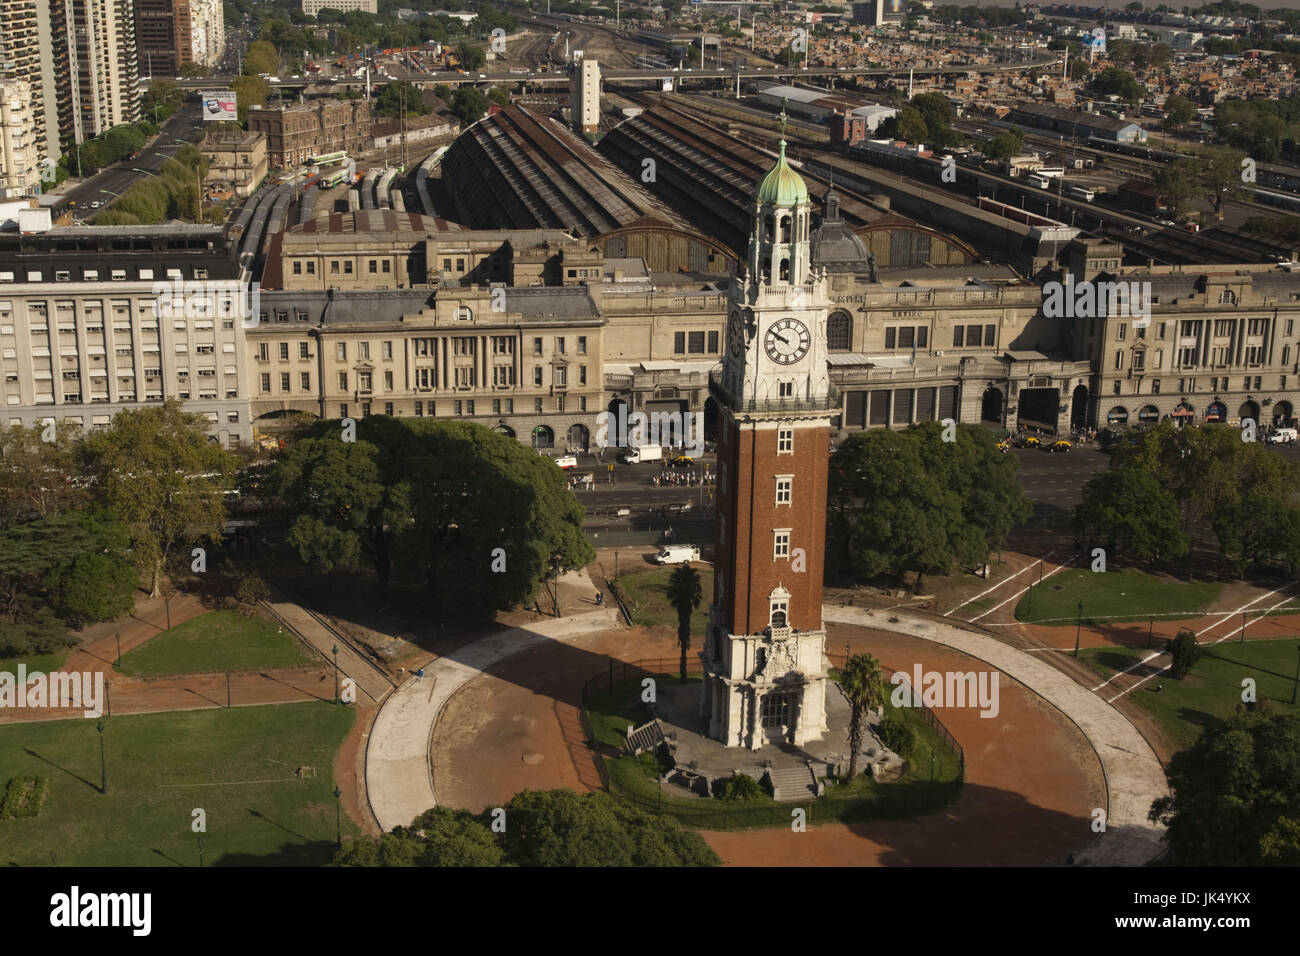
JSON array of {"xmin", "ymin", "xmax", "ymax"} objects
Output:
[
  {"xmin": 1079, "ymin": 637, "xmax": 1300, "ymax": 752},
  {"xmin": 0, "ymin": 650, "xmax": 70, "ymax": 676},
  {"xmin": 116, "ymin": 610, "xmax": 314, "ymax": 677},
  {"xmin": 0, "ymin": 701, "xmax": 356, "ymax": 866},
  {"xmin": 585, "ymin": 674, "xmax": 961, "ymax": 829},
  {"xmin": 617, "ymin": 567, "xmax": 714, "ymax": 634},
  {"xmin": 1015, "ymin": 568, "xmax": 1222, "ymax": 625}
]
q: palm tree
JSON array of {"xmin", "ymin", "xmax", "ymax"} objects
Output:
[
  {"xmin": 841, "ymin": 653, "xmax": 886, "ymax": 780},
  {"xmin": 665, "ymin": 563, "xmax": 702, "ymax": 682}
]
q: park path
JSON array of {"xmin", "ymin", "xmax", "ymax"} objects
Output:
[
  {"xmin": 365, "ymin": 568, "xmax": 618, "ymax": 832},
  {"xmin": 822, "ymin": 604, "xmax": 1169, "ymax": 865}
]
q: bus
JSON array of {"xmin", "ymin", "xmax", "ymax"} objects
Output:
[
  {"xmin": 308, "ymin": 151, "xmax": 347, "ymax": 167},
  {"xmin": 1066, "ymin": 184, "xmax": 1095, "ymax": 201},
  {"xmin": 1027, "ymin": 173, "xmax": 1050, "ymax": 189}
]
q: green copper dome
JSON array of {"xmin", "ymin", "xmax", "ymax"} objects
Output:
[{"xmin": 754, "ymin": 140, "xmax": 809, "ymax": 207}]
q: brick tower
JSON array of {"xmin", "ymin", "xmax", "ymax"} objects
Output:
[{"xmin": 700, "ymin": 126, "xmax": 835, "ymax": 749}]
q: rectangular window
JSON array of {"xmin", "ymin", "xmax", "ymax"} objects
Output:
[
  {"xmin": 280, "ymin": 372, "xmax": 290, "ymax": 391},
  {"xmin": 340, "ymin": 404, "xmax": 348, "ymax": 417},
  {"xmin": 885, "ymin": 327, "xmax": 896, "ymax": 350},
  {"xmin": 579, "ymin": 365, "xmax": 587, "ymax": 385},
  {"xmin": 336, "ymin": 342, "xmax": 347, "ymax": 361},
  {"xmin": 533, "ymin": 337, "xmax": 543, "ymax": 355},
  {"xmin": 917, "ymin": 327, "xmax": 928, "ymax": 348},
  {"xmin": 534, "ymin": 398, "xmax": 543, "ymax": 413},
  {"xmin": 293, "ymin": 261, "xmax": 302, "ymax": 275},
  {"xmin": 493, "ymin": 399, "xmax": 501, "ymax": 415},
  {"xmin": 556, "ymin": 337, "xmax": 565, "ymax": 354},
  {"xmin": 344, "ymin": 262, "xmax": 353, "ymax": 275},
  {"xmin": 301, "ymin": 372, "xmax": 311, "ymax": 390},
  {"xmin": 534, "ymin": 367, "xmax": 543, "ymax": 386},
  {"xmin": 577, "ymin": 336, "xmax": 587, "ymax": 354},
  {"xmin": 1284, "ymin": 346, "xmax": 1292, "ymax": 365},
  {"xmin": 1118, "ymin": 323, "xmax": 1127, "ymax": 341},
  {"xmin": 777, "ymin": 428, "xmax": 793, "ymax": 453},
  {"xmin": 369, "ymin": 260, "xmax": 378, "ymax": 274},
  {"xmin": 506, "ymin": 399, "xmax": 514, "ymax": 414},
  {"xmin": 898, "ymin": 327, "xmax": 914, "ymax": 348},
  {"xmin": 279, "ymin": 342, "xmax": 289, "ymax": 360},
  {"xmin": 1132, "ymin": 351, "xmax": 1144, "ymax": 371},
  {"xmin": 1152, "ymin": 379, "xmax": 1160, "ymax": 394},
  {"xmin": 708, "ymin": 330, "xmax": 719, "ymax": 353},
  {"xmin": 258, "ymin": 343, "xmax": 269, "ymax": 361},
  {"xmin": 775, "ymin": 476, "xmax": 792, "ymax": 505},
  {"xmin": 360, "ymin": 342, "xmax": 370, "ymax": 360},
  {"xmin": 554, "ymin": 367, "xmax": 566, "ymax": 386},
  {"xmin": 383, "ymin": 261, "xmax": 391, "ymax": 274},
  {"xmin": 385, "ymin": 402, "xmax": 394, "ymax": 416},
  {"xmin": 1159, "ymin": 322, "xmax": 1167, "ymax": 339},
  {"xmin": 952, "ymin": 326, "xmax": 964, "ymax": 347},
  {"xmin": 674, "ymin": 331, "xmax": 686, "ymax": 354},
  {"xmin": 773, "ymin": 530, "xmax": 791, "ymax": 560},
  {"xmin": 967, "ymin": 325, "xmax": 983, "ymax": 347},
  {"xmin": 385, "ymin": 371, "xmax": 393, "ymax": 390},
  {"xmin": 383, "ymin": 341, "xmax": 393, "ymax": 360},
  {"xmin": 415, "ymin": 401, "xmax": 423, "ymax": 417},
  {"xmin": 688, "ymin": 331, "xmax": 705, "ymax": 354},
  {"xmin": 778, "ymin": 381, "xmax": 793, "ymax": 398},
  {"xmin": 1114, "ymin": 351, "xmax": 1123, "ymax": 370},
  {"xmin": 338, "ymin": 372, "xmax": 348, "ymax": 390},
  {"xmin": 299, "ymin": 342, "xmax": 310, "ymax": 359},
  {"xmin": 454, "ymin": 400, "xmax": 463, "ymax": 415},
  {"xmin": 260, "ymin": 373, "xmax": 271, "ymax": 392}
]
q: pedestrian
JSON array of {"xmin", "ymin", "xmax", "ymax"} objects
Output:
[{"xmin": 595, "ymin": 591, "xmax": 604, "ymax": 606}]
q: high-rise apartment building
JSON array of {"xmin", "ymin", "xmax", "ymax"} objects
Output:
[
  {"xmin": 0, "ymin": 79, "xmax": 42, "ymax": 196},
  {"xmin": 134, "ymin": 0, "xmax": 223, "ymax": 77},
  {"xmin": 61, "ymin": 0, "xmax": 140, "ymax": 142},
  {"xmin": 0, "ymin": 0, "xmax": 58, "ymax": 169}
]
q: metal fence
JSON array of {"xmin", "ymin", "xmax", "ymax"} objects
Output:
[{"xmin": 579, "ymin": 657, "xmax": 965, "ymax": 830}]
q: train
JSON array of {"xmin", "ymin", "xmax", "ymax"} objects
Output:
[
  {"xmin": 1083, "ymin": 136, "xmax": 1183, "ymax": 164},
  {"xmin": 1249, "ymin": 187, "xmax": 1300, "ymax": 213}
]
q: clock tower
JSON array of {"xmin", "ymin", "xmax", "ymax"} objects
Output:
[{"xmin": 701, "ymin": 129, "xmax": 835, "ymax": 749}]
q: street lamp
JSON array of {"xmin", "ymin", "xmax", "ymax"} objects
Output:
[
  {"xmin": 1073, "ymin": 601, "xmax": 1084, "ymax": 658},
  {"xmin": 333, "ymin": 786, "xmax": 343, "ymax": 847},
  {"xmin": 1291, "ymin": 646, "xmax": 1300, "ymax": 706},
  {"xmin": 96, "ymin": 720, "xmax": 107, "ymax": 794},
  {"xmin": 332, "ymin": 644, "xmax": 340, "ymax": 703},
  {"xmin": 115, "ymin": 631, "xmax": 121, "ymax": 665}
]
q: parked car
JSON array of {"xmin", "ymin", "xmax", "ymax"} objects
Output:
[
  {"xmin": 1016, "ymin": 434, "xmax": 1041, "ymax": 448},
  {"xmin": 1047, "ymin": 440, "xmax": 1072, "ymax": 453},
  {"xmin": 668, "ymin": 455, "xmax": 694, "ymax": 468}
]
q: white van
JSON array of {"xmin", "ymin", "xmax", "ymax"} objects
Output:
[
  {"xmin": 655, "ymin": 545, "xmax": 700, "ymax": 565},
  {"xmin": 624, "ymin": 445, "xmax": 663, "ymax": 464},
  {"xmin": 1266, "ymin": 427, "xmax": 1298, "ymax": 444},
  {"xmin": 555, "ymin": 455, "xmax": 578, "ymax": 469}
]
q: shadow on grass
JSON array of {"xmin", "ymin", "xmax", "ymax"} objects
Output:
[
  {"xmin": 22, "ymin": 748, "xmax": 99, "ymax": 793},
  {"xmin": 1174, "ymin": 707, "xmax": 1222, "ymax": 735},
  {"xmin": 213, "ymin": 839, "xmax": 338, "ymax": 866},
  {"xmin": 151, "ymin": 847, "xmax": 187, "ymax": 867},
  {"xmin": 246, "ymin": 807, "xmax": 310, "ymax": 843},
  {"xmin": 1090, "ymin": 650, "xmax": 1147, "ymax": 673}
]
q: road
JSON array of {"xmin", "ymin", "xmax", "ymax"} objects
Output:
[{"xmin": 62, "ymin": 102, "xmax": 204, "ymax": 214}]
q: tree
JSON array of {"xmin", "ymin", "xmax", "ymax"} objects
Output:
[
  {"xmin": 487, "ymin": 87, "xmax": 509, "ymax": 108},
  {"xmin": 665, "ymin": 563, "xmax": 702, "ymax": 681},
  {"xmin": 909, "ymin": 92, "xmax": 955, "ymax": 143},
  {"xmin": 449, "ymin": 86, "xmax": 488, "ymax": 126},
  {"xmin": 1073, "ymin": 465, "xmax": 1188, "ymax": 565},
  {"xmin": 1155, "ymin": 158, "xmax": 1200, "ymax": 220},
  {"xmin": 81, "ymin": 401, "xmax": 234, "ymax": 597},
  {"xmin": 1211, "ymin": 496, "xmax": 1300, "ymax": 576},
  {"xmin": 0, "ymin": 423, "xmax": 87, "ymax": 527},
  {"xmin": 1163, "ymin": 93, "xmax": 1197, "ymax": 129},
  {"xmin": 985, "ymin": 129, "xmax": 1025, "ymax": 161},
  {"xmin": 1200, "ymin": 145, "xmax": 1248, "ymax": 216},
  {"xmin": 373, "ymin": 80, "xmax": 433, "ymax": 119},
  {"xmin": 498, "ymin": 789, "xmax": 718, "ymax": 866},
  {"xmin": 332, "ymin": 806, "xmax": 503, "ymax": 866},
  {"xmin": 232, "ymin": 74, "xmax": 270, "ymax": 125},
  {"xmin": 1150, "ymin": 712, "xmax": 1300, "ymax": 865},
  {"xmin": 878, "ymin": 106, "xmax": 929, "ymax": 143},
  {"xmin": 456, "ymin": 42, "xmax": 485, "ymax": 70},
  {"xmin": 1089, "ymin": 67, "xmax": 1147, "ymax": 104},
  {"xmin": 1167, "ymin": 629, "xmax": 1201, "ymax": 679},
  {"xmin": 841, "ymin": 653, "xmax": 885, "ymax": 780},
  {"xmin": 243, "ymin": 39, "xmax": 280, "ymax": 76}
]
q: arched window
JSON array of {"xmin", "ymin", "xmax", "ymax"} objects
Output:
[
  {"xmin": 779, "ymin": 215, "xmax": 791, "ymax": 243},
  {"xmin": 827, "ymin": 310, "xmax": 852, "ymax": 351},
  {"xmin": 1219, "ymin": 290, "xmax": 1236, "ymax": 304},
  {"xmin": 455, "ymin": 306, "xmax": 472, "ymax": 321},
  {"xmin": 779, "ymin": 258, "xmax": 790, "ymax": 282},
  {"xmin": 763, "ymin": 214, "xmax": 774, "ymax": 242},
  {"xmin": 769, "ymin": 586, "xmax": 790, "ymax": 629}
]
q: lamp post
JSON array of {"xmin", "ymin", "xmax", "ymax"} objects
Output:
[
  {"xmin": 197, "ymin": 832, "xmax": 204, "ymax": 867},
  {"xmin": 1291, "ymin": 646, "xmax": 1300, "ymax": 706},
  {"xmin": 1239, "ymin": 610, "xmax": 1246, "ymax": 644},
  {"xmin": 1073, "ymin": 601, "xmax": 1084, "ymax": 658},
  {"xmin": 334, "ymin": 786, "xmax": 343, "ymax": 847},
  {"xmin": 96, "ymin": 720, "xmax": 107, "ymax": 794},
  {"xmin": 115, "ymin": 631, "xmax": 121, "ymax": 665},
  {"xmin": 332, "ymin": 644, "xmax": 340, "ymax": 704}
]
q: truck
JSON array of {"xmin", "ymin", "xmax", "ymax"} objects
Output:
[
  {"xmin": 655, "ymin": 545, "xmax": 701, "ymax": 565},
  {"xmin": 623, "ymin": 445, "xmax": 663, "ymax": 464}
]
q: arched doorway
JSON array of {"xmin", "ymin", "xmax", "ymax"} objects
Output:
[
  {"xmin": 1238, "ymin": 400, "xmax": 1260, "ymax": 424},
  {"xmin": 981, "ymin": 386, "xmax": 1004, "ymax": 425},
  {"xmin": 1070, "ymin": 384, "xmax": 1089, "ymax": 429},
  {"xmin": 1274, "ymin": 400, "xmax": 1295, "ymax": 427},
  {"xmin": 1172, "ymin": 401, "xmax": 1194, "ymax": 427},
  {"xmin": 1206, "ymin": 401, "xmax": 1226, "ymax": 423},
  {"xmin": 531, "ymin": 425, "xmax": 554, "ymax": 449},
  {"xmin": 1107, "ymin": 406, "xmax": 1129, "ymax": 425},
  {"xmin": 493, "ymin": 423, "xmax": 516, "ymax": 438},
  {"xmin": 606, "ymin": 399, "xmax": 629, "ymax": 447},
  {"xmin": 567, "ymin": 423, "xmax": 589, "ymax": 451},
  {"xmin": 1138, "ymin": 404, "xmax": 1159, "ymax": 425}
]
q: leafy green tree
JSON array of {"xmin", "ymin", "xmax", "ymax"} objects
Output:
[
  {"xmin": 985, "ymin": 129, "xmax": 1025, "ymax": 162},
  {"xmin": 877, "ymin": 710, "xmax": 915, "ymax": 757},
  {"xmin": 332, "ymin": 806, "xmax": 503, "ymax": 866},
  {"xmin": 878, "ymin": 105, "xmax": 929, "ymax": 143},
  {"xmin": 1089, "ymin": 67, "xmax": 1147, "ymax": 104},
  {"xmin": 715, "ymin": 773, "xmax": 763, "ymax": 800},
  {"xmin": 232, "ymin": 74, "xmax": 270, "ymax": 125},
  {"xmin": 841, "ymin": 653, "xmax": 885, "ymax": 780},
  {"xmin": 456, "ymin": 42, "xmax": 485, "ymax": 70},
  {"xmin": 449, "ymin": 86, "xmax": 488, "ymax": 126},
  {"xmin": 1155, "ymin": 157, "xmax": 1200, "ymax": 220},
  {"xmin": 1150, "ymin": 712, "xmax": 1300, "ymax": 865},
  {"xmin": 1073, "ymin": 465, "xmax": 1188, "ymax": 565},
  {"xmin": 487, "ymin": 87, "xmax": 509, "ymax": 108},
  {"xmin": 1212, "ymin": 496, "xmax": 1300, "ymax": 577},
  {"xmin": 81, "ymin": 401, "xmax": 234, "ymax": 596},
  {"xmin": 909, "ymin": 92, "xmax": 955, "ymax": 144},
  {"xmin": 243, "ymin": 39, "xmax": 280, "ymax": 76},
  {"xmin": 1167, "ymin": 629, "xmax": 1201, "ymax": 679},
  {"xmin": 665, "ymin": 563, "xmax": 702, "ymax": 681},
  {"xmin": 1163, "ymin": 93, "xmax": 1197, "ymax": 129},
  {"xmin": 373, "ymin": 80, "xmax": 433, "ymax": 119},
  {"xmin": 0, "ymin": 423, "xmax": 87, "ymax": 527},
  {"xmin": 1200, "ymin": 145, "xmax": 1248, "ymax": 216},
  {"xmin": 499, "ymin": 789, "xmax": 719, "ymax": 866}
]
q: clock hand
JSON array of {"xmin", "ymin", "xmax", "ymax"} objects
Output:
[{"xmin": 772, "ymin": 333, "xmax": 790, "ymax": 345}]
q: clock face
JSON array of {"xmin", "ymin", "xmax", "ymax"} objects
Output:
[
  {"xmin": 764, "ymin": 318, "xmax": 811, "ymax": 365},
  {"xmin": 728, "ymin": 310, "xmax": 744, "ymax": 356}
]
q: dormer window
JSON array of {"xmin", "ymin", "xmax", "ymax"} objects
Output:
[
  {"xmin": 769, "ymin": 586, "xmax": 790, "ymax": 628},
  {"xmin": 1219, "ymin": 290, "xmax": 1236, "ymax": 304}
]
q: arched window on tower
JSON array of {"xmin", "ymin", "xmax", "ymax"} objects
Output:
[
  {"xmin": 779, "ymin": 215, "xmax": 791, "ymax": 243},
  {"xmin": 769, "ymin": 586, "xmax": 790, "ymax": 629},
  {"xmin": 779, "ymin": 258, "xmax": 790, "ymax": 282},
  {"xmin": 764, "ymin": 214, "xmax": 775, "ymax": 242},
  {"xmin": 827, "ymin": 310, "xmax": 852, "ymax": 351},
  {"xmin": 761, "ymin": 261, "xmax": 772, "ymax": 284}
]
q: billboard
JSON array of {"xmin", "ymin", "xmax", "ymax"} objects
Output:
[
  {"xmin": 1088, "ymin": 28, "xmax": 1106, "ymax": 54},
  {"xmin": 201, "ymin": 91, "xmax": 238, "ymax": 122}
]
